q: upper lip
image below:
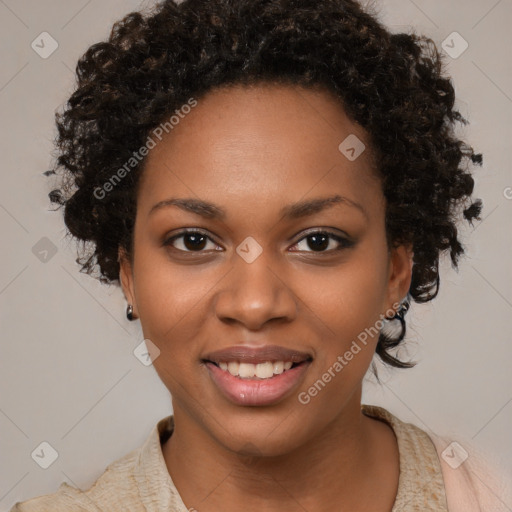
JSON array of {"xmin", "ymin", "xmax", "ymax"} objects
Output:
[{"xmin": 203, "ymin": 345, "xmax": 313, "ymax": 365}]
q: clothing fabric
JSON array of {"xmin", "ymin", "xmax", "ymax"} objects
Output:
[{"xmin": 9, "ymin": 405, "xmax": 511, "ymax": 511}]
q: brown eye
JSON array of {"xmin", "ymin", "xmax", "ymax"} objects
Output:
[
  {"xmin": 164, "ymin": 230, "xmax": 220, "ymax": 252},
  {"xmin": 290, "ymin": 230, "xmax": 354, "ymax": 253},
  {"xmin": 305, "ymin": 233, "xmax": 330, "ymax": 251}
]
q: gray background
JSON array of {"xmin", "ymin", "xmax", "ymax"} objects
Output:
[{"xmin": 1, "ymin": 0, "xmax": 511, "ymax": 509}]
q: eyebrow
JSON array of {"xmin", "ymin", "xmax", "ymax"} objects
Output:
[{"xmin": 148, "ymin": 194, "xmax": 367, "ymax": 220}]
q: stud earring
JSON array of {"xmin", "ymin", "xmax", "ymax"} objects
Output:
[{"xmin": 385, "ymin": 299, "xmax": 410, "ymax": 321}]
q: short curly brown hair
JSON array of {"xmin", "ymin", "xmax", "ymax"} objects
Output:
[{"xmin": 48, "ymin": 0, "xmax": 482, "ymax": 369}]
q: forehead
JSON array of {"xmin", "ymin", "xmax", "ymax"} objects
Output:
[{"xmin": 136, "ymin": 84, "xmax": 382, "ymax": 220}]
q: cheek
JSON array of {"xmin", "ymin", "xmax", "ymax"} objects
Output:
[
  {"xmin": 132, "ymin": 245, "xmax": 214, "ymax": 361},
  {"xmin": 295, "ymin": 243, "xmax": 390, "ymax": 398},
  {"xmin": 302, "ymin": 247, "xmax": 390, "ymax": 341},
  {"xmin": 133, "ymin": 223, "xmax": 205, "ymax": 308},
  {"xmin": 134, "ymin": 264, "xmax": 209, "ymax": 397}
]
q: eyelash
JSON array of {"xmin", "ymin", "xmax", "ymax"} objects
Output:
[{"xmin": 163, "ymin": 228, "xmax": 354, "ymax": 254}]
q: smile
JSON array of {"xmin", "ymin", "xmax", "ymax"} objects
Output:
[
  {"xmin": 216, "ymin": 360, "xmax": 295, "ymax": 379},
  {"xmin": 202, "ymin": 345, "xmax": 313, "ymax": 406},
  {"xmin": 205, "ymin": 360, "xmax": 311, "ymax": 406}
]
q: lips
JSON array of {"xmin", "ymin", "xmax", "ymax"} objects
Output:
[
  {"xmin": 203, "ymin": 344, "xmax": 312, "ymax": 365},
  {"xmin": 202, "ymin": 344, "xmax": 313, "ymax": 406}
]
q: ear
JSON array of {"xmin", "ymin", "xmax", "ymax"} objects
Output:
[
  {"xmin": 385, "ymin": 244, "xmax": 413, "ymax": 311},
  {"xmin": 118, "ymin": 246, "xmax": 137, "ymax": 318}
]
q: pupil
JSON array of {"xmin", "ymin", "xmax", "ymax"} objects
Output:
[
  {"xmin": 182, "ymin": 234, "xmax": 331, "ymax": 251},
  {"xmin": 184, "ymin": 233, "xmax": 207, "ymax": 251},
  {"xmin": 308, "ymin": 233, "xmax": 328, "ymax": 251}
]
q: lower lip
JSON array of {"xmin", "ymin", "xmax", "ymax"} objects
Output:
[{"xmin": 205, "ymin": 362, "xmax": 311, "ymax": 406}]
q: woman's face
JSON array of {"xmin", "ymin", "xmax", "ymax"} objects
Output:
[{"xmin": 120, "ymin": 84, "xmax": 411, "ymax": 455}]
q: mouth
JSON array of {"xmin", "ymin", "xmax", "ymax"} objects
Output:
[
  {"xmin": 202, "ymin": 345, "xmax": 313, "ymax": 406},
  {"xmin": 207, "ymin": 360, "xmax": 306, "ymax": 379}
]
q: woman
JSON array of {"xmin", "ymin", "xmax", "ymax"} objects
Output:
[{"xmin": 10, "ymin": 0, "xmax": 511, "ymax": 510}]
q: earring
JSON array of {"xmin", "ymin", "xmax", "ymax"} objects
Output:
[
  {"xmin": 386, "ymin": 299, "xmax": 410, "ymax": 321},
  {"xmin": 394, "ymin": 299, "xmax": 410, "ymax": 320},
  {"xmin": 126, "ymin": 304, "xmax": 134, "ymax": 321}
]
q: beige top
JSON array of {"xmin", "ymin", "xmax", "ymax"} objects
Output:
[{"xmin": 10, "ymin": 404, "xmax": 502, "ymax": 511}]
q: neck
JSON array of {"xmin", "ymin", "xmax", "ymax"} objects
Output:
[{"xmin": 162, "ymin": 392, "xmax": 398, "ymax": 512}]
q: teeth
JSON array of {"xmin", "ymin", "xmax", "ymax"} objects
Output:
[
  {"xmin": 255, "ymin": 361, "xmax": 274, "ymax": 378},
  {"xmin": 227, "ymin": 361, "xmax": 239, "ymax": 376},
  {"xmin": 273, "ymin": 361, "xmax": 284, "ymax": 375},
  {"xmin": 218, "ymin": 360, "xmax": 296, "ymax": 379},
  {"xmin": 239, "ymin": 362, "xmax": 255, "ymax": 378}
]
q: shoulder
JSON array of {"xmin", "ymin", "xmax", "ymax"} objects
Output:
[
  {"xmin": 362, "ymin": 403, "xmax": 443, "ymax": 465},
  {"xmin": 428, "ymin": 430, "xmax": 512, "ymax": 512},
  {"xmin": 362, "ymin": 404, "xmax": 512, "ymax": 512},
  {"xmin": 9, "ymin": 482, "xmax": 98, "ymax": 512},
  {"xmin": 363, "ymin": 404, "xmax": 448, "ymax": 509},
  {"xmin": 9, "ymin": 446, "xmax": 142, "ymax": 512},
  {"xmin": 8, "ymin": 416, "xmax": 175, "ymax": 512}
]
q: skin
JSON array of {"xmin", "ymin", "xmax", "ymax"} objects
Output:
[{"xmin": 119, "ymin": 83, "xmax": 413, "ymax": 512}]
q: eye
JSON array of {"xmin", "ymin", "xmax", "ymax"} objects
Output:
[
  {"xmin": 163, "ymin": 228, "xmax": 354, "ymax": 254},
  {"xmin": 163, "ymin": 229, "xmax": 222, "ymax": 252},
  {"xmin": 289, "ymin": 230, "xmax": 354, "ymax": 253}
]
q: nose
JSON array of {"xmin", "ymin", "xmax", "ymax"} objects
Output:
[{"xmin": 213, "ymin": 247, "xmax": 298, "ymax": 331}]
